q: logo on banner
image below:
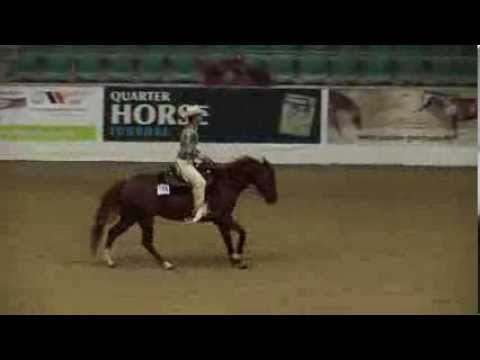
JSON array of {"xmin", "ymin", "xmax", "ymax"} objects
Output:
[
  {"xmin": 104, "ymin": 88, "xmax": 211, "ymax": 142},
  {"xmin": 29, "ymin": 89, "xmax": 90, "ymax": 108}
]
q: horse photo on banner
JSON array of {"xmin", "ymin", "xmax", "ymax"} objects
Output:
[{"xmin": 328, "ymin": 88, "xmax": 477, "ymax": 146}]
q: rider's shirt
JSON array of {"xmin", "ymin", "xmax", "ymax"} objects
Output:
[{"xmin": 177, "ymin": 125, "xmax": 200, "ymax": 161}]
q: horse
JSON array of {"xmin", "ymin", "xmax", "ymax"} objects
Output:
[
  {"xmin": 90, "ymin": 156, "xmax": 278, "ymax": 270},
  {"xmin": 418, "ymin": 91, "xmax": 477, "ymax": 138},
  {"xmin": 328, "ymin": 90, "xmax": 363, "ymax": 136}
]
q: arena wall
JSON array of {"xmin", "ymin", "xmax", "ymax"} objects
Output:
[{"xmin": 0, "ymin": 83, "xmax": 476, "ymax": 167}]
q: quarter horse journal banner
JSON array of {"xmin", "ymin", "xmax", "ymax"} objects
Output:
[{"xmin": 103, "ymin": 86, "xmax": 321, "ymax": 144}]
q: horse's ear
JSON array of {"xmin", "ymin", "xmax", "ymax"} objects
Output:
[{"xmin": 262, "ymin": 157, "xmax": 272, "ymax": 169}]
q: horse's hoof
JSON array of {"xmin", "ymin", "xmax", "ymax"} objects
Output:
[
  {"xmin": 230, "ymin": 258, "xmax": 240, "ymax": 267},
  {"xmin": 230, "ymin": 253, "xmax": 242, "ymax": 264},
  {"xmin": 237, "ymin": 261, "xmax": 249, "ymax": 270},
  {"xmin": 230, "ymin": 255, "xmax": 248, "ymax": 269},
  {"xmin": 163, "ymin": 261, "xmax": 174, "ymax": 270}
]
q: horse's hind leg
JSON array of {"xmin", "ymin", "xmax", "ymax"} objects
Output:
[
  {"xmin": 452, "ymin": 118, "xmax": 459, "ymax": 139},
  {"xmin": 104, "ymin": 215, "xmax": 135, "ymax": 268},
  {"xmin": 138, "ymin": 217, "xmax": 173, "ymax": 270}
]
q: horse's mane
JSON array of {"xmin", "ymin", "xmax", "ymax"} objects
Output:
[
  {"xmin": 219, "ymin": 156, "xmax": 266, "ymax": 178},
  {"xmin": 229, "ymin": 156, "xmax": 262, "ymax": 167},
  {"xmin": 425, "ymin": 90, "xmax": 452, "ymax": 98}
]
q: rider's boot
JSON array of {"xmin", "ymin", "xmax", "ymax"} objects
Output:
[{"xmin": 185, "ymin": 203, "xmax": 209, "ymax": 224}]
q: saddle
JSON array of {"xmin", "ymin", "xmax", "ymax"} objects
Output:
[{"xmin": 157, "ymin": 162, "xmax": 215, "ymax": 195}]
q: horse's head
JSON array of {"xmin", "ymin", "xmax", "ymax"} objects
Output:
[
  {"xmin": 225, "ymin": 156, "xmax": 278, "ymax": 204},
  {"xmin": 418, "ymin": 91, "xmax": 451, "ymax": 112},
  {"xmin": 418, "ymin": 92, "xmax": 434, "ymax": 112},
  {"xmin": 250, "ymin": 157, "xmax": 278, "ymax": 205}
]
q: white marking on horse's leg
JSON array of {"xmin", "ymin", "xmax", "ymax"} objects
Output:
[
  {"xmin": 104, "ymin": 248, "xmax": 116, "ymax": 267},
  {"xmin": 231, "ymin": 253, "xmax": 242, "ymax": 261},
  {"xmin": 163, "ymin": 261, "xmax": 174, "ymax": 270}
]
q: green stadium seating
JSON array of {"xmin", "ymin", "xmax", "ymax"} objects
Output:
[
  {"xmin": 170, "ymin": 54, "xmax": 198, "ymax": 83},
  {"xmin": 363, "ymin": 54, "xmax": 392, "ymax": 84},
  {"xmin": 300, "ymin": 54, "xmax": 329, "ymax": 83},
  {"xmin": 147, "ymin": 45, "xmax": 173, "ymax": 52},
  {"xmin": 105, "ymin": 56, "xmax": 137, "ymax": 82},
  {"xmin": 451, "ymin": 58, "xmax": 476, "ymax": 85},
  {"xmin": 137, "ymin": 54, "xmax": 166, "ymax": 82},
  {"xmin": 240, "ymin": 45, "xmax": 271, "ymax": 54},
  {"xmin": 206, "ymin": 45, "xmax": 235, "ymax": 56},
  {"xmin": 74, "ymin": 56, "xmax": 105, "ymax": 82},
  {"xmin": 43, "ymin": 55, "xmax": 73, "ymax": 82},
  {"xmin": 237, "ymin": 54, "xmax": 270, "ymax": 79},
  {"xmin": 3, "ymin": 45, "xmax": 477, "ymax": 86},
  {"xmin": 425, "ymin": 59, "xmax": 453, "ymax": 86},
  {"xmin": 392, "ymin": 45, "xmax": 423, "ymax": 57},
  {"xmin": 7, "ymin": 54, "xmax": 42, "ymax": 81},
  {"xmin": 269, "ymin": 55, "xmax": 296, "ymax": 83},
  {"xmin": 270, "ymin": 45, "xmax": 300, "ymax": 54},
  {"xmin": 329, "ymin": 54, "xmax": 360, "ymax": 84},
  {"xmin": 367, "ymin": 45, "xmax": 392, "ymax": 54},
  {"xmin": 459, "ymin": 46, "xmax": 476, "ymax": 57},
  {"xmin": 392, "ymin": 57, "xmax": 425, "ymax": 85}
]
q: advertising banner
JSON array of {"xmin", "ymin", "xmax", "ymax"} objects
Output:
[
  {"xmin": 103, "ymin": 86, "xmax": 321, "ymax": 143},
  {"xmin": 0, "ymin": 85, "xmax": 102, "ymax": 142},
  {"xmin": 328, "ymin": 88, "xmax": 477, "ymax": 146}
]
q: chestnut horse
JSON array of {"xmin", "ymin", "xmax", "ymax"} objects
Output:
[{"xmin": 90, "ymin": 156, "xmax": 278, "ymax": 270}]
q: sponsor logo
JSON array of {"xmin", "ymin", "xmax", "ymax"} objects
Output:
[
  {"xmin": 29, "ymin": 89, "xmax": 90, "ymax": 107},
  {"xmin": 104, "ymin": 88, "xmax": 211, "ymax": 141},
  {"xmin": 110, "ymin": 103, "xmax": 210, "ymax": 126}
]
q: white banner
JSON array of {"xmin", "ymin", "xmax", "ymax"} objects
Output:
[{"xmin": 0, "ymin": 85, "xmax": 103, "ymax": 142}]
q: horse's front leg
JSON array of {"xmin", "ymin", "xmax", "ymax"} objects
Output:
[
  {"xmin": 216, "ymin": 220, "xmax": 248, "ymax": 269},
  {"xmin": 230, "ymin": 219, "xmax": 248, "ymax": 269},
  {"xmin": 216, "ymin": 222, "xmax": 235, "ymax": 263}
]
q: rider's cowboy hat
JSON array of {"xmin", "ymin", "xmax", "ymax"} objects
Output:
[{"xmin": 183, "ymin": 105, "xmax": 203, "ymax": 119}]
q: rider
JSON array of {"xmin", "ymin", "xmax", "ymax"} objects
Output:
[{"xmin": 176, "ymin": 105, "xmax": 210, "ymax": 224}]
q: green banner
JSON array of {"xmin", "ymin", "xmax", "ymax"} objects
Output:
[{"xmin": 0, "ymin": 125, "xmax": 96, "ymax": 142}]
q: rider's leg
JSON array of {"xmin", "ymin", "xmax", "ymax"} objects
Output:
[
  {"xmin": 176, "ymin": 159, "xmax": 207, "ymax": 220},
  {"xmin": 190, "ymin": 174, "xmax": 207, "ymax": 222}
]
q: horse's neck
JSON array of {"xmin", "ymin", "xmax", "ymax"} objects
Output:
[{"xmin": 219, "ymin": 162, "xmax": 253, "ymax": 193}]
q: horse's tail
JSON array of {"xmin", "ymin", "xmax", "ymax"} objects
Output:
[{"xmin": 90, "ymin": 180, "xmax": 126, "ymax": 257}]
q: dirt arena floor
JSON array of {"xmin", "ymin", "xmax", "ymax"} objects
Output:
[{"xmin": 1, "ymin": 161, "xmax": 476, "ymax": 314}]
